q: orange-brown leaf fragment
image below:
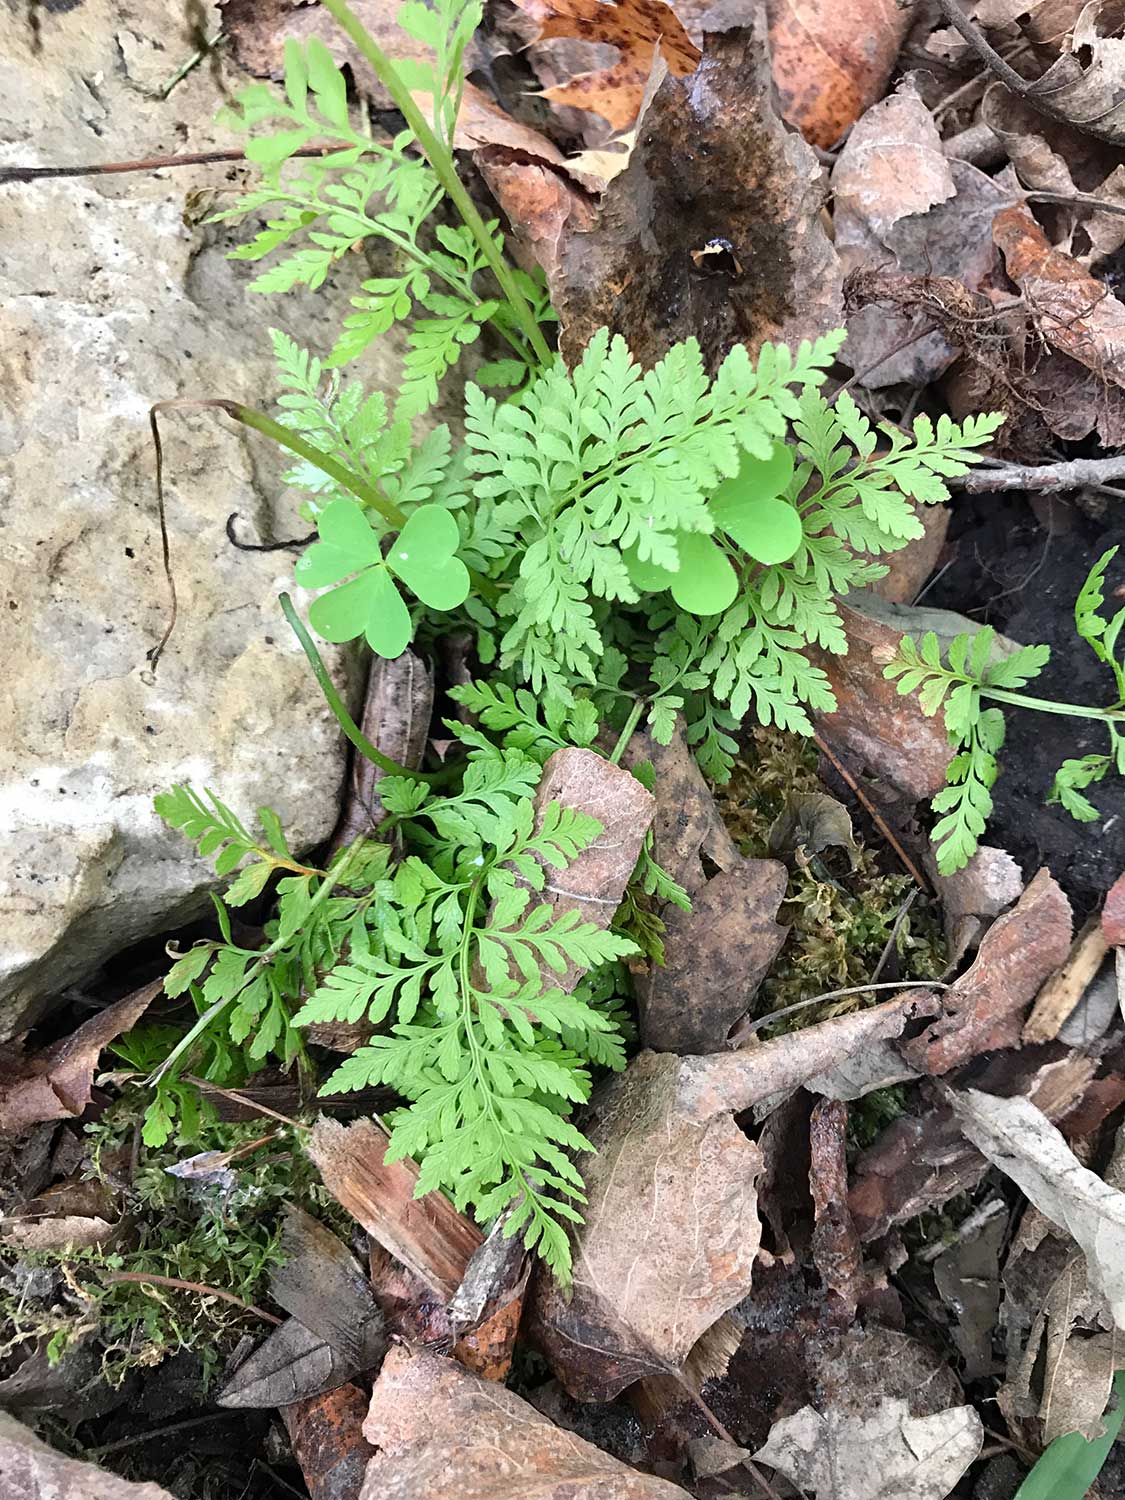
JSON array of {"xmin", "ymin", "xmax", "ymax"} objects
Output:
[
  {"xmin": 516, "ymin": 0, "xmax": 700, "ymax": 130},
  {"xmin": 767, "ymin": 0, "xmax": 917, "ymax": 149}
]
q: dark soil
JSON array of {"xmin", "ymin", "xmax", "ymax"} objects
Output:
[{"xmin": 928, "ymin": 495, "xmax": 1125, "ymax": 913}]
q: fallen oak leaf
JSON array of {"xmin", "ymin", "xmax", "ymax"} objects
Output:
[
  {"xmin": 514, "ymin": 0, "xmax": 700, "ymax": 131},
  {"xmin": 359, "ymin": 1346, "xmax": 691, "ymax": 1498}
]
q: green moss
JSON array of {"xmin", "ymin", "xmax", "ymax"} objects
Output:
[
  {"xmin": 0, "ymin": 1093, "xmax": 348, "ymax": 1390},
  {"xmin": 715, "ymin": 727, "xmax": 947, "ymax": 1031}
]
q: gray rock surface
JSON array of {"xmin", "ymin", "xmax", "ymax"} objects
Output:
[
  {"xmin": 0, "ymin": 0, "xmax": 407, "ymax": 1033},
  {"xmin": 0, "ymin": 1410, "xmax": 174, "ymax": 1499}
]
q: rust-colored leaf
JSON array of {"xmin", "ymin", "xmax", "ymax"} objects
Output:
[
  {"xmin": 767, "ymin": 0, "xmax": 918, "ymax": 149},
  {"xmin": 543, "ymin": 15, "xmax": 842, "ymax": 370},
  {"xmin": 529, "ymin": 1049, "xmax": 764, "ymax": 1401},
  {"xmin": 995, "ymin": 202, "xmax": 1125, "ymax": 388},
  {"xmin": 0, "ymin": 979, "xmax": 161, "ymax": 1135},
  {"xmin": 359, "ymin": 1346, "xmax": 690, "ymax": 1498},
  {"xmin": 514, "ymin": 0, "xmax": 700, "ymax": 131},
  {"xmin": 899, "ymin": 869, "xmax": 1073, "ymax": 1074},
  {"xmin": 307, "ymin": 1116, "xmax": 482, "ymax": 1299},
  {"xmin": 1103, "ymin": 871, "xmax": 1125, "ymax": 945}
]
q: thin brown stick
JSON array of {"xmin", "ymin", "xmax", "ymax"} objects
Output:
[
  {"xmin": 184, "ymin": 1075, "xmax": 301, "ymax": 1128},
  {"xmin": 733, "ymin": 979, "xmax": 950, "ymax": 1041},
  {"xmin": 102, "ymin": 1270, "xmax": 283, "ymax": 1324},
  {"xmin": 958, "ymin": 454, "xmax": 1125, "ymax": 493},
  {"xmin": 681, "ymin": 1382, "xmax": 784, "ymax": 1500},
  {"xmin": 813, "ymin": 733, "xmax": 930, "ymax": 889},
  {"xmin": 934, "ymin": 0, "xmax": 1073, "ymax": 129},
  {"xmin": 0, "ymin": 144, "xmax": 347, "ymax": 185},
  {"xmin": 85, "ymin": 1413, "xmax": 229, "ymax": 1460},
  {"xmin": 1027, "ymin": 189, "xmax": 1125, "ymax": 220}
]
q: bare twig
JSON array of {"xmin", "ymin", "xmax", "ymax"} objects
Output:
[
  {"xmin": 813, "ymin": 733, "xmax": 930, "ymax": 889},
  {"xmin": 733, "ymin": 980, "xmax": 950, "ymax": 1041},
  {"xmin": 183, "ymin": 1075, "xmax": 301, "ymax": 1128},
  {"xmin": 1027, "ymin": 189, "xmax": 1125, "ymax": 220},
  {"xmin": 957, "ymin": 454, "xmax": 1125, "ymax": 493},
  {"xmin": 102, "ymin": 1270, "xmax": 283, "ymax": 1324},
  {"xmin": 934, "ymin": 0, "xmax": 1071, "ymax": 129},
  {"xmin": 0, "ymin": 143, "xmax": 350, "ymax": 185}
]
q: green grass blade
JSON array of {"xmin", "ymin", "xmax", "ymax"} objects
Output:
[{"xmin": 1014, "ymin": 1371, "xmax": 1125, "ymax": 1500}]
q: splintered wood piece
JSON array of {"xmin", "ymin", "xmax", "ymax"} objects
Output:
[
  {"xmin": 1024, "ymin": 916, "xmax": 1111, "ymax": 1044},
  {"xmin": 307, "ymin": 1117, "xmax": 482, "ymax": 1299}
]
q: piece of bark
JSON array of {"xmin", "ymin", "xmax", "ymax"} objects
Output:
[
  {"xmin": 528, "ymin": 747, "xmax": 655, "ymax": 992},
  {"xmin": 809, "ymin": 1099, "xmax": 865, "ymax": 1319},
  {"xmin": 270, "ymin": 1208, "xmax": 386, "ymax": 1376},
  {"xmin": 674, "ymin": 989, "xmax": 942, "ymax": 1124},
  {"xmin": 547, "ymin": 12, "xmax": 842, "ymax": 370},
  {"xmin": 1024, "ymin": 915, "xmax": 1111, "ymax": 1044},
  {"xmin": 306, "ymin": 1117, "xmax": 482, "ymax": 1300},
  {"xmin": 359, "ymin": 1347, "xmax": 690, "ymax": 1498},
  {"xmin": 899, "ymin": 869, "xmax": 1072, "ymax": 1075},
  {"xmin": 330, "ymin": 650, "xmax": 432, "ymax": 850},
  {"xmin": 282, "ymin": 1383, "xmax": 375, "ymax": 1500},
  {"xmin": 0, "ymin": 979, "xmax": 161, "ymax": 1134},
  {"xmin": 529, "ymin": 1049, "xmax": 764, "ymax": 1402},
  {"xmin": 849, "ymin": 1047, "xmax": 1098, "ymax": 1241},
  {"xmin": 810, "ymin": 599, "xmax": 956, "ymax": 803},
  {"xmin": 0, "ymin": 1411, "xmax": 173, "ymax": 1499},
  {"xmin": 635, "ymin": 861, "xmax": 788, "ymax": 1052}
]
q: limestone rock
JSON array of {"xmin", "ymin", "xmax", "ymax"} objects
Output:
[
  {"xmin": 0, "ymin": 0, "xmax": 412, "ymax": 1033},
  {"xmin": 0, "ymin": 1411, "xmax": 174, "ymax": 1499}
]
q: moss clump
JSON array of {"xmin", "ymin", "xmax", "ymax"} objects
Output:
[
  {"xmin": 715, "ymin": 727, "xmax": 946, "ymax": 1031},
  {"xmin": 0, "ymin": 1094, "xmax": 348, "ymax": 1391}
]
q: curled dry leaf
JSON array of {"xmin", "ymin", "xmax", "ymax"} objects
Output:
[
  {"xmin": 529, "ymin": 1049, "xmax": 764, "ymax": 1401},
  {"xmin": 217, "ymin": 1318, "xmax": 360, "ymax": 1410},
  {"xmin": 995, "ymin": 202, "xmax": 1125, "ymax": 386},
  {"xmin": 513, "ymin": 0, "xmax": 699, "ymax": 131},
  {"xmin": 752, "ymin": 1396, "xmax": 983, "ymax": 1500},
  {"xmin": 950, "ymin": 1087, "xmax": 1125, "ymax": 1328},
  {"xmin": 359, "ymin": 1346, "xmax": 691, "ymax": 1499},
  {"xmin": 831, "ymin": 82, "xmax": 1011, "ymax": 387},
  {"xmin": 898, "ymin": 868, "xmax": 1072, "ymax": 1074},
  {"xmin": 545, "ymin": 13, "xmax": 842, "ymax": 369},
  {"xmin": 1005, "ymin": 0, "xmax": 1125, "ymax": 146},
  {"xmin": 767, "ymin": 0, "xmax": 917, "ymax": 149},
  {"xmin": 0, "ymin": 978, "xmax": 161, "ymax": 1135}
]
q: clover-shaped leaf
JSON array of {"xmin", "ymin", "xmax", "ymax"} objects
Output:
[
  {"xmin": 623, "ymin": 533, "xmax": 738, "ymax": 617},
  {"xmin": 295, "ymin": 499, "xmax": 469, "ymax": 659},
  {"xmin": 710, "ymin": 444, "xmax": 802, "ymax": 565}
]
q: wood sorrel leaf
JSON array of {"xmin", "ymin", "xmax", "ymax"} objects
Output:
[
  {"xmin": 622, "ymin": 544, "xmax": 677, "ymax": 595},
  {"xmin": 295, "ymin": 499, "xmax": 383, "ymax": 589},
  {"xmin": 386, "ymin": 504, "xmax": 470, "ymax": 611},
  {"xmin": 669, "ymin": 533, "xmax": 738, "ymax": 616},
  {"xmin": 710, "ymin": 445, "xmax": 801, "ymax": 565},
  {"xmin": 309, "ymin": 568, "xmax": 412, "ymax": 657}
]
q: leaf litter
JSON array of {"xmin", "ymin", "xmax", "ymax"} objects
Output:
[{"xmin": 19, "ymin": 0, "xmax": 1125, "ymax": 1495}]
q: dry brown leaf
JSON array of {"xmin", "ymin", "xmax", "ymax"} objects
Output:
[
  {"xmin": 831, "ymin": 82, "xmax": 1011, "ymax": 387},
  {"xmin": 514, "ymin": 0, "xmax": 699, "ymax": 130},
  {"xmin": 329, "ymin": 651, "xmax": 432, "ymax": 852},
  {"xmin": 898, "ymin": 868, "xmax": 1072, "ymax": 1074},
  {"xmin": 1011, "ymin": 0, "xmax": 1125, "ymax": 146},
  {"xmin": 849, "ymin": 1048, "xmax": 1098, "ymax": 1241},
  {"xmin": 475, "ymin": 147, "xmax": 598, "ymax": 286},
  {"xmin": 307, "ymin": 1116, "xmax": 482, "ymax": 1299},
  {"xmin": 360, "ymin": 1346, "xmax": 690, "ymax": 1498},
  {"xmin": 767, "ymin": 0, "xmax": 918, "ymax": 149},
  {"xmin": 528, "ymin": 1049, "xmax": 764, "ymax": 1401},
  {"xmin": 926, "ymin": 843, "xmax": 1024, "ymax": 966},
  {"xmin": 624, "ymin": 729, "xmax": 741, "ymax": 896},
  {"xmin": 809, "ymin": 1099, "xmax": 865, "ymax": 1318},
  {"xmin": 995, "ymin": 201, "xmax": 1125, "ymax": 386},
  {"xmin": 753, "ymin": 1397, "xmax": 982, "ymax": 1500},
  {"xmin": 218, "ymin": 1320, "xmax": 358, "ymax": 1410},
  {"xmin": 678, "ymin": 988, "xmax": 942, "ymax": 1122},
  {"xmin": 282, "ymin": 1383, "xmax": 376, "ymax": 1500},
  {"xmin": 635, "ymin": 861, "xmax": 787, "ymax": 1053},
  {"xmin": 1103, "ymin": 870, "xmax": 1125, "ymax": 944},
  {"xmin": 270, "ymin": 1208, "xmax": 387, "ymax": 1376},
  {"xmin": 809, "ymin": 599, "xmax": 958, "ymax": 804},
  {"xmin": 0, "ymin": 979, "xmax": 161, "ymax": 1135},
  {"xmin": 544, "ymin": 14, "xmax": 842, "ymax": 369},
  {"xmin": 1, "ymin": 1216, "xmax": 115, "ymax": 1252}
]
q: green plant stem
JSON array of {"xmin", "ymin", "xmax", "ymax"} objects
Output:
[
  {"xmin": 981, "ymin": 687, "xmax": 1125, "ymax": 725},
  {"xmin": 229, "ymin": 403, "xmax": 407, "ymax": 527},
  {"xmin": 147, "ymin": 844, "xmax": 364, "ymax": 1089},
  {"xmin": 318, "ymin": 0, "xmax": 552, "ymax": 369},
  {"xmin": 279, "ymin": 593, "xmax": 443, "ymax": 782},
  {"xmin": 608, "ymin": 699, "xmax": 646, "ymax": 764}
]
